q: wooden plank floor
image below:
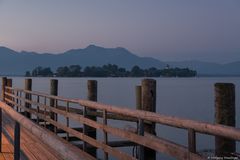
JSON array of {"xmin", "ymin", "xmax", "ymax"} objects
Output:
[
  {"xmin": 2, "ymin": 113, "xmax": 64, "ymax": 160},
  {"xmin": 0, "ymin": 133, "xmax": 14, "ymax": 160}
]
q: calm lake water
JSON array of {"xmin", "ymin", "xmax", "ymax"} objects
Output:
[{"xmin": 2, "ymin": 77, "xmax": 240, "ymax": 159}]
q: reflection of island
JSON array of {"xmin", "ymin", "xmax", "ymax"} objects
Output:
[{"xmin": 25, "ymin": 64, "xmax": 197, "ymax": 77}]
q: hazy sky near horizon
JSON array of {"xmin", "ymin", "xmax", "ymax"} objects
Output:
[{"xmin": 0, "ymin": 0, "xmax": 240, "ymax": 63}]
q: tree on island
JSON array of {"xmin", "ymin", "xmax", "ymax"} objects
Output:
[
  {"xmin": 25, "ymin": 71, "xmax": 31, "ymax": 77},
  {"xmin": 26, "ymin": 64, "xmax": 197, "ymax": 77},
  {"xmin": 31, "ymin": 66, "xmax": 53, "ymax": 77},
  {"xmin": 56, "ymin": 65, "xmax": 82, "ymax": 77},
  {"xmin": 130, "ymin": 66, "xmax": 144, "ymax": 77}
]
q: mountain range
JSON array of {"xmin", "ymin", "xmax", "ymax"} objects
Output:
[{"xmin": 0, "ymin": 45, "xmax": 239, "ymax": 76}]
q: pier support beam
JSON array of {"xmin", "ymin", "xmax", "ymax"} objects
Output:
[
  {"xmin": 50, "ymin": 79, "xmax": 58, "ymax": 132},
  {"xmin": 141, "ymin": 79, "xmax": 156, "ymax": 160},
  {"xmin": 25, "ymin": 79, "xmax": 32, "ymax": 118},
  {"xmin": 215, "ymin": 83, "xmax": 235, "ymax": 156},
  {"xmin": 84, "ymin": 80, "xmax": 97, "ymax": 157}
]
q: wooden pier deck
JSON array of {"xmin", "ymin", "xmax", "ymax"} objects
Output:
[
  {"xmin": 1, "ymin": 113, "xmax": 63, "ymax": 160},
  {"xmin": 0, "ymin": 107, "xmax": 64, "ymax": 160},
  {"xmin": 0, "ymin": 134, "xmax": 14, "ymax": 160},
  {"xmin": 0, "ymin": 77, "xmax": 239, "ymax": 160},
  {"xmin": 0, "ymin": 130, "xmax": 62, "ymax": 160}
]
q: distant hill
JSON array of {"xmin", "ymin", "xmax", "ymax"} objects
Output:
[
  {"xmin": 0, "ymin": 45, "xmax": 165, "ymax": 75},
  {"xmin": 0, "ymin": 45, "xmax": 240, "ymax": 76}
]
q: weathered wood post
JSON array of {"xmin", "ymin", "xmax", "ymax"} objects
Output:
[
  {"xmin": 136, "ymin": 85, "xmax": 142, "ymax": 110},
  {"xmin": 7, "ymin": 78, "xmax": 12, "ymax": 88},
  {"xmin": 141, "ymin": 79, "xmax": 156, "ymax": 160},
  {"xmin": 25, "ymin": 79, "xmax": 32, "ymax": 118},
  {"xmin": 6, "ymin": 79, "xmax": 12, "ymax": 105},
  {"xmin": 188, "ymin": 129, "xmax": 196, "ymax": 153},
  {"xmin": 215, "ymin": 83, "xmax": 235, "ymax": 156},
  {"xmin": 1, "ymin": 77, "xmax": 7, "ymax": 102},
  {"xmin": 50, "ymin": 79, "xmax": 58, "ymax": 132},
  {"xmin": 84, "ymin": 80, "xmax": 97, "ymax": 157}
]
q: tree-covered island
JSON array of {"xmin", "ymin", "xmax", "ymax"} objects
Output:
[{"xmin": 25, "ymin": 64, "xmax": 197, "ymax": 77}]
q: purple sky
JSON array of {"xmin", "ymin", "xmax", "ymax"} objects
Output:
[{"xmin": 0, "ymin": 0, "xmax": 240, "ymax": 63}]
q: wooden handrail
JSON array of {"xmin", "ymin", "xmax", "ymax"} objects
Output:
[
  {"xmin": 0, "ymin": 101, "xmax": 95, "ymax": 160},
  {"xmin": 5, "ymin": 87, "xmax": 240, "ymax": 141},
  {"xmin": 4, "ymin": 96, "xmax": 203, "ymax": 160},
  {"xmin": 3, "ymin": 87, "xmax": 206, "ymax": 160},
  {"xmin": 77, "ymin": 99, "xmax": 240, "ymax": 140},
  {"xmin": 4, "ymin": 85, "xmax": 240, "ymax": 159}
]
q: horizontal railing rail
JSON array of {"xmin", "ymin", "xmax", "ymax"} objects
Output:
[{"xmin": 5, "ymin": 86, "xmax": 240, "ymax": 140}]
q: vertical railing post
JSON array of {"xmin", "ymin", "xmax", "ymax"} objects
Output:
[
  {"xmin": 16, "ymin": 91, "xmax": 19, "ymax": 112},
  {"xmin": 83, "ymin": 80, "xmax": 97, "ymax": 157},
  {"xmin": 188, "ymin": 129, "xmax": 196, "ymax": 153},
  {"xmin": 44, "ymin": 97, "xmax": 47, "ymax": 128},
  {"xmin": 215, "ymin": 83, "xmax": 235, "ymax": 156},
  {"xmin": 138, "ymin": 119, "xmax": 144, "ymax": 160},
  {"xmin": 50, "ymin": 79, "xmax": 58, "ymax": 132},
  {"xmin": 83, "ymin": 106, "xmax": 87, "ymax": 151},
  {"xmin": 103, "ymin": 109, "xmax": 108, "ymax": 160},
  {"xmin": 1, "ymin": 77, "xmax": 7, "ymax": 102},
  {"xmin": 36, "ymin": 96, "xmax": 40, "ymax": 123},
  {"xmin": 14, "ymin": 121, "xmax": 20, "ymax": 160},
  {"xmin": 136, "ymin": 85, "xmax": 143, "ymax": 159},
  {"xmin": 66, "ymin": 102, "xmax": 70, "ymax": 141},
  {"xmin": 24, "ymin": 78, "xmax": 32, "ymax": 118},
  {"xmin": 141, "ymin": 79, "xmax": 156, "ymax": 160}
]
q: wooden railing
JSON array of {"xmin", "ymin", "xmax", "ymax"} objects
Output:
[
  {"xmin": 0, "ymin": 102, "xmax": 21, "ymax": 160},
  {"xmin": 1, "ymin": 78, "xmax": 240, "ymax": 160},
  {"xmin": 0, "ymin": 84, "xmax": 240, "ymax": 159}
]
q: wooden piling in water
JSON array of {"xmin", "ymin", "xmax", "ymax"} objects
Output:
[
  {"xmin": 215, "ymin": 83, "xmax": 235, "ymax": 156},
  {"xmin": 1, "ymin": 77, "xmax": 7, "ymax": 102},
  {"xmin": 7, "ymin": 79, "xmax": 12, "ymax": 88},
  {"xmin": 6, "ymin": 79, "xmax": 12, "ymax": 106},
  {"xmin": 50, "ymin": 79, "xmax": 58, "ymax": 132},
  {"xmin": 141, "ymin": 79, "xmax": 156, "ymax": 160},
  {"xmin": 188, "ymin": 129, "xmax": 196, "ymax": 153},
  {"xmin": 25, "ymin": 79, "xmax": 32, "ymax": 118},
  {"xmin": 84, "ymin": 80, "xmax": 97, "ymax": 157},
  {"xmin": 136, "ymin": 85, "xmax": 142, "ymax": 110}
]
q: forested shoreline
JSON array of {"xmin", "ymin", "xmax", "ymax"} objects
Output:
[{"xmin": 25, "ymin": 64, "xmax": 197, "ymax": 77}]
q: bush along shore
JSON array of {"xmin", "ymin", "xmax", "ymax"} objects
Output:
[{"xmin": 25, "ymin": 64, "xmax": 197, "ymax": 77}]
